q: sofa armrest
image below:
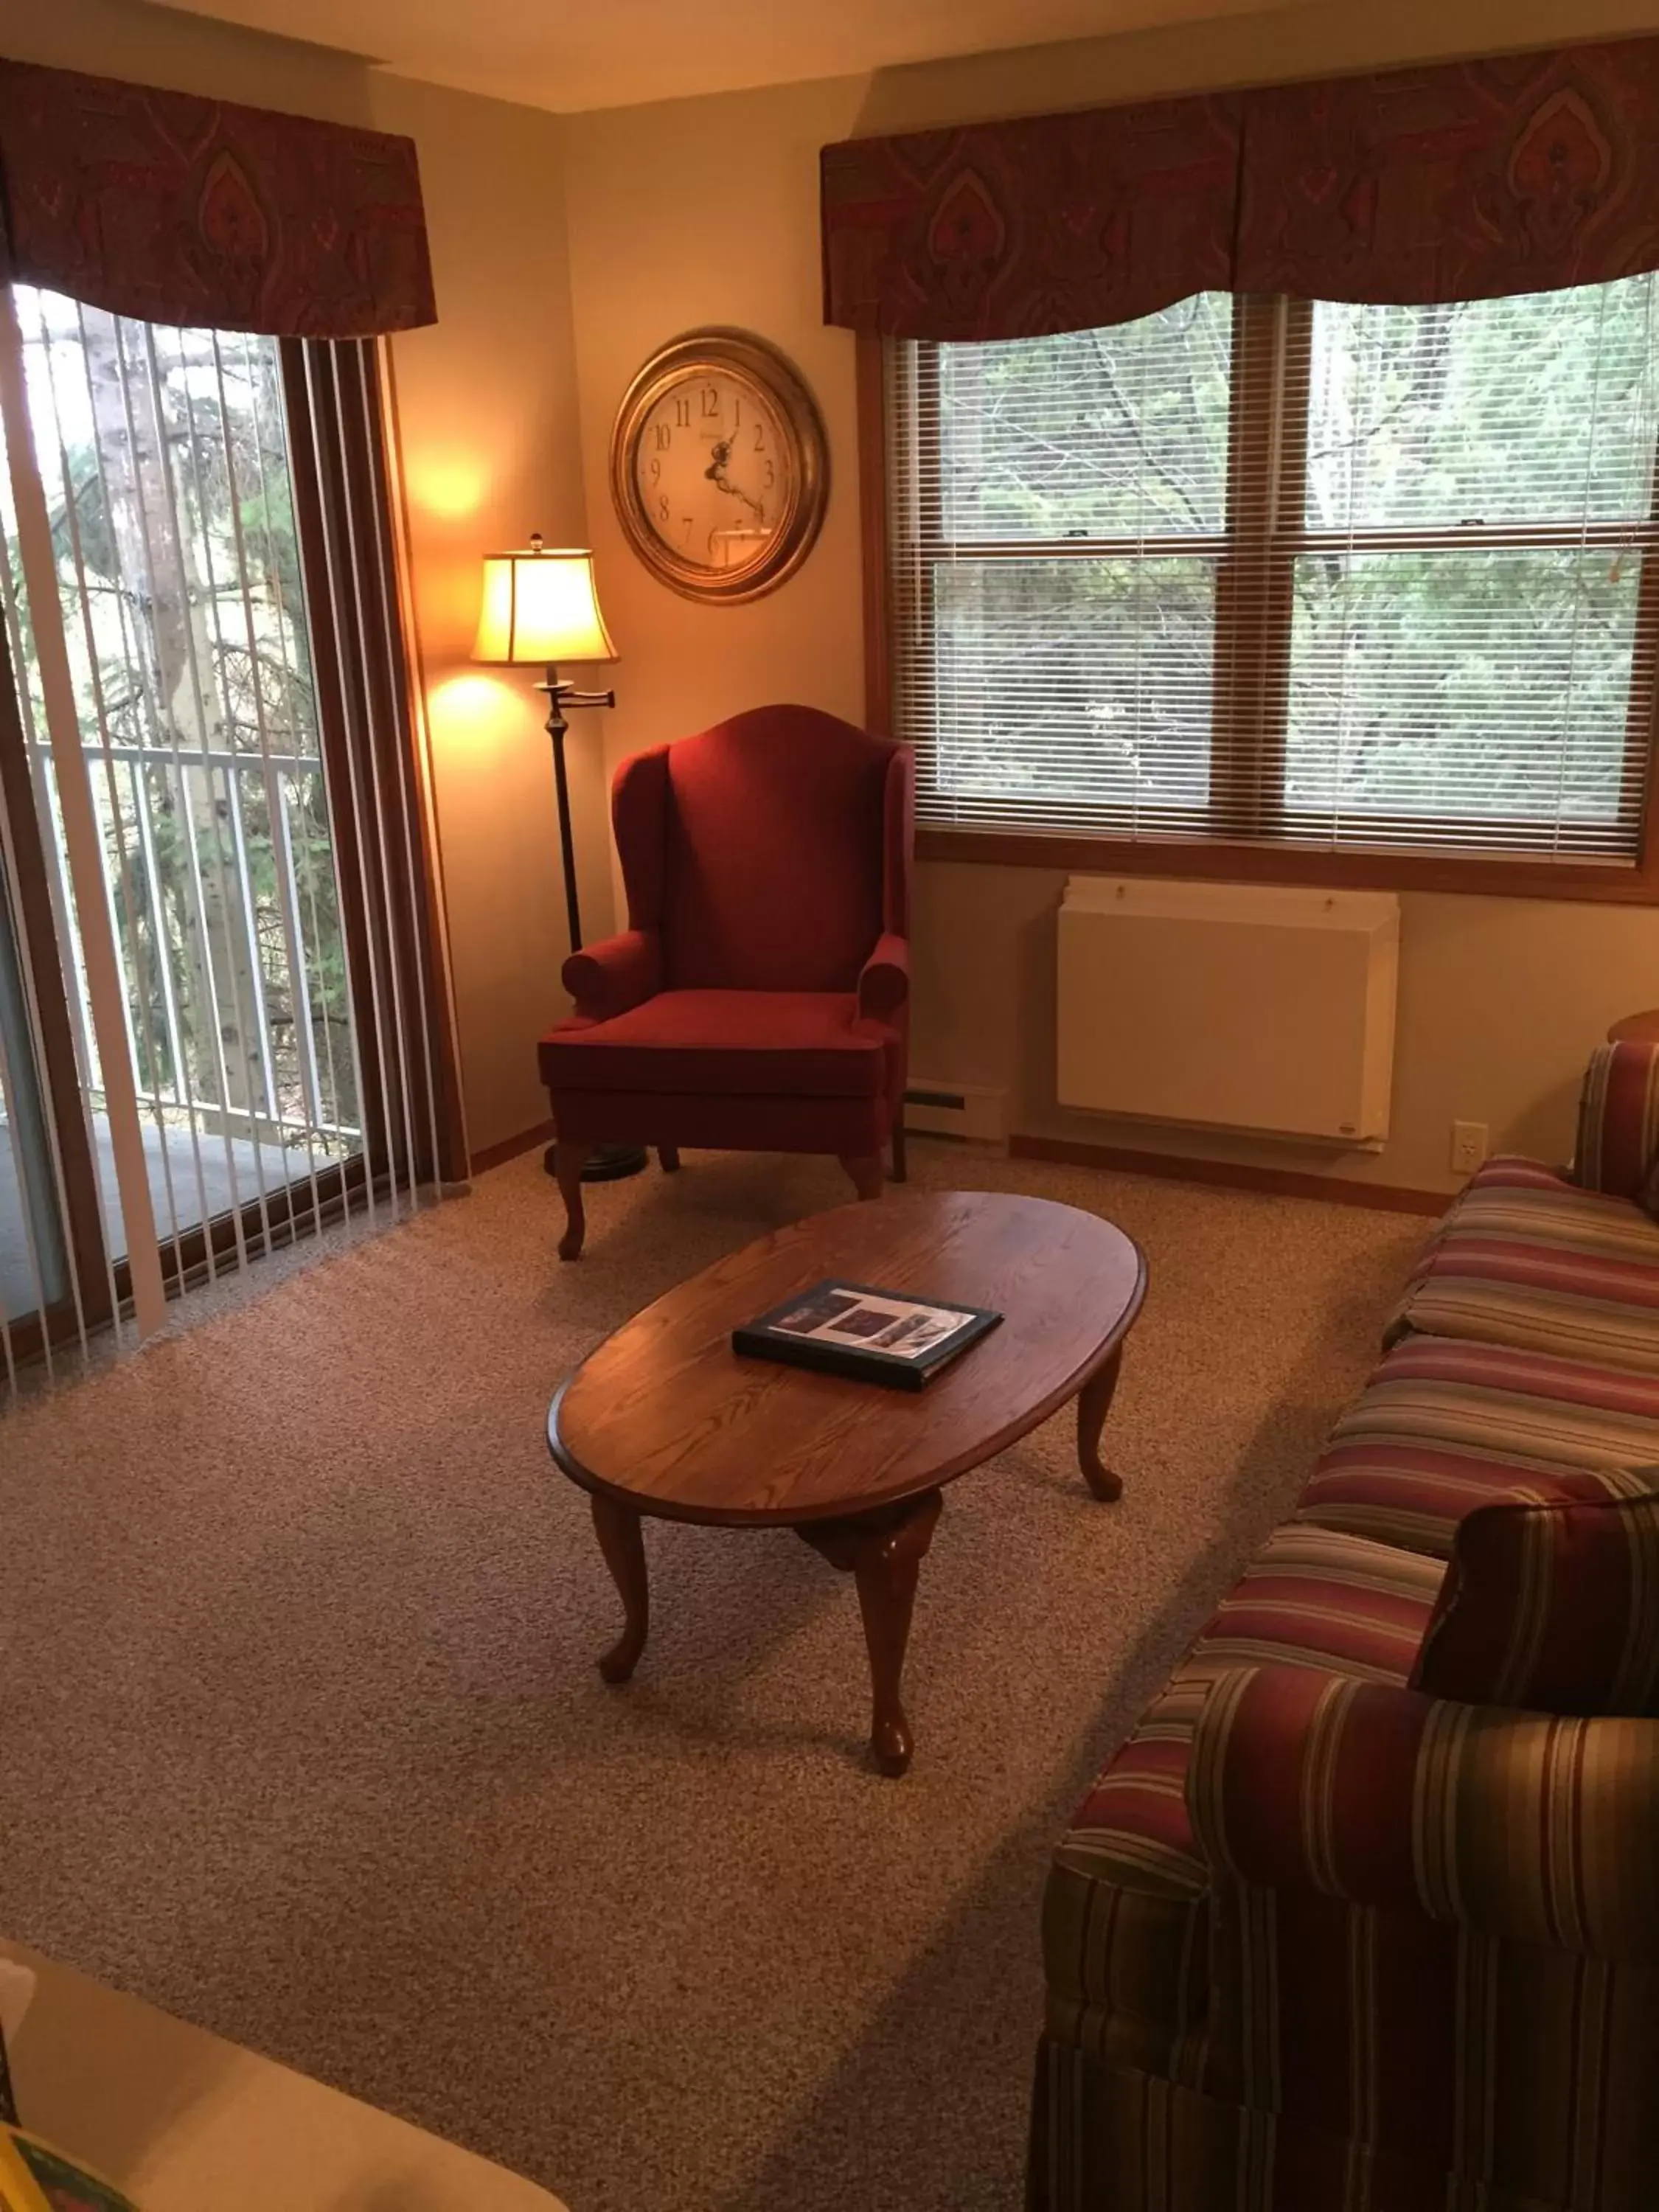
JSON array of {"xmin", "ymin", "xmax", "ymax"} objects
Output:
[
  {"xmin": 1575, "ymin": 1040, "xmax": 1659, "ymax": 1200},
  {"xmin": 1187, "ymin": 1663, "xmax": 1659, "ymax": 1961},
  {"xmin": 560, "ymin": 929, "xmax": 661, "ymax": 1023},
  {"xmin": 858, "ymin": 932, "xmax": 910, "ymax": 1026}
]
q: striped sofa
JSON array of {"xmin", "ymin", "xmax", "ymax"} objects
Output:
[{"xmin": 1029, "ymin": 1041, "xmax": 1659, "ymax": 2212}]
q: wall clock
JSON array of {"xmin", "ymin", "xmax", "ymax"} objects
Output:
[{"xmin": 609, "ymin": 328, "xmax": 830, "ymax": 604}]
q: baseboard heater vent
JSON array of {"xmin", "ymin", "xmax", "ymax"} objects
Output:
[
  {"xmin": 904, "ymin": 1081, "xmax": 1007, "ymax": 1146},
  {"xmin": 1057, "ymin": 877, "xmax": 1399, "ymax": 1144}
]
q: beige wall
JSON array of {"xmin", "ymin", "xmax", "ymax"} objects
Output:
[
  {"xmin": 561, "ymin": 73, "xmax": 872, "ymax": 830},
  {"xmin": 368, "ymin": 74, "xmax": 601, "ymax": 1158},
  {"xmin": 0, "ymin": 0, "xmax": 598, "ymax": 1158},
  {"xmin": 18, "ymin": 0, "xmax": 1659, "ymax": 1179},
  {"xmin": 563, "ymin": 0, "xmax": 1659, "ymax": 1195}
]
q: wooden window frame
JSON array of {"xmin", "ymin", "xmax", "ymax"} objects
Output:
[{"xmin": 859, "ymin": 305, "xmax": 1659, "ymax": 905}]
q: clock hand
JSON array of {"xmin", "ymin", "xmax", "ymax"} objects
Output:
[{"xmin": 704, "ymin": 448, "xmax": 766, "ymax": 521}]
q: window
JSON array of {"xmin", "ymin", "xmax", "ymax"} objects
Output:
[{"xmin": 881, "ymin": 276, "xmax": 1659, "ymax": 890}]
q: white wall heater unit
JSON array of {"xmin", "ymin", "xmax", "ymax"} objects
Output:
[{"xmin": 1057, "ymin": 877, "xmax": 1400, "ymax": 1144}]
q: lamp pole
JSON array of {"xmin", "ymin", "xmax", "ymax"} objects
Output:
[
  {"xmin": 535, "ymin": 666, "xmax": 646, "ymax": 1186},
  {"xmin": 471, "ymin": 536, "xmax": 644, "ymax": 1186},
  {"xmin": 538, "ymin": 664, "xmax": 610, "ymax": 953}
]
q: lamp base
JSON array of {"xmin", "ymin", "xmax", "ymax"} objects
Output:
[{"xmin": 542, "ymin": 1141, "xmax": 650, "ymax": 1183}]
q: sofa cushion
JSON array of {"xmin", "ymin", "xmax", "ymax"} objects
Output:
[
  {"xmin": 1299, "ymin": 1436, "xmax": 1648, "ymax": 1562},
  {"xmin": 1576, "ymin": 1038, "xmax": 1659, "ymax": 1204},
  {"xmin": 1394, "ymin": 1157, "xmax": 1659, "ymax": 1299},
  {"xmin": 539, "ymin": 990, "xmax": 887, "ymax": 1097},
  {"xmin": 1186, "ymin": 1524, "xmax": 1445, "ymax": 1683},
  {"xmin": 1298, "ymin": 1335, "xmax": 1659, "ymax": 1557},
  {"xmin": 1061, "ymin": 1529, "xmax": 1444, "ymax": 1893},
  {"xmin": 1047, "ymin": 1527, "xmax": 1446, "ymax": 2087},
  {"xmin": 1411, "ymin": 1489, "xmax": 1659, "ymax": 1716},
  {"xmin": 1390, "ymin": 1157, "xmax": 1659, "ymax": 1376}
]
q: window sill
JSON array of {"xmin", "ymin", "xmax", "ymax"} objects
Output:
[{"xmin": 913, "ymin": 825, "xmax": 1659, "ymax": 904}]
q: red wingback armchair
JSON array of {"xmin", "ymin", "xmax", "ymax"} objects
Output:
[{"xmin": 538, "ymin": 704, "xmax": 914, "ymax": 1259}]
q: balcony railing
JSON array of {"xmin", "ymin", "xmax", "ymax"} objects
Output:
[{"xmin": 34, "ymin": 734, "xmax": 361, "ymax": 1256}]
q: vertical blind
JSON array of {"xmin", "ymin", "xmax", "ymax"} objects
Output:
[
  {"xmin": 0, "ymin": 58, "xmax": 452, "ymax": 1399},
  {"xmin": 886, "ymin": 273, "xmax": 1659, "ymax": 860},
  {"xmin": 6, "ymin": 293, "xmax": 360, "ymax": 1275},
  {"xmin": 0, "ymin": 295, "xmax": 461, "ymax": 1398}
]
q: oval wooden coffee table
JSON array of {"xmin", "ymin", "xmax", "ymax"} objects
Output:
[{"xmin": 546, "ymin": 1191, "xmax": 1146, "ymax": 1775}]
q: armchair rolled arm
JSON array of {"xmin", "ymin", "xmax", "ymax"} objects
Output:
[
  {"xmin": 858, "ymin": 932, "xmax": 910, "ymax": 1026},
  {"xmin": 1188, "ymin": 1663, "xmax": 1659, "ymax": 1961},
  {"xmin": 561, "ymin": 929, "xmax": 661, "ymax": 1023},
  {"xmin": 1574, "ymin": 1040, "xmax": 1659, "ymax": 1199}
]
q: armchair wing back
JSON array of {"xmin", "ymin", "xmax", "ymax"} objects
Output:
[{"xmin": 613, "ymin": 704, "xmax": 910, "ymax": 990}]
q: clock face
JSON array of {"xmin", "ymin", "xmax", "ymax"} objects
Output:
[
  {"xmin": 611, "ymin": 330, "xmax": 829, "ymax": 603},
  {"xmin": 633, "ymin": 371, "xmax": 794, "ymax": 578}
]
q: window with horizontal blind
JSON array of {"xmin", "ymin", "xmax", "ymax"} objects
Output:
[{"xmin": 881, "ymin": 274, "xmax": 1659, "ymax": 888}]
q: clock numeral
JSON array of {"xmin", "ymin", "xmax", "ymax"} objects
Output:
[
  {"xmin": 763, "ymin": 459, "xmax": 775, "ymax": 490},
  {"xmin": 649, "ymin": 458, "xmax": 661, "ymax": 483},
  {"xmin": 733, "ymin": 397, "xmax": 742, "ymax": 429},
  {"xmin": 753, "ymin": 422, "xmax": 765, "ymax": 452},
  {"xmin": 654, "ymin": 422, "xmax": 672, "ymax": 450},
  {"xmin": 701, "ymin": 384, "xmax": 720, "ymax": 418},
  {"xmin": 658, "ymin": 494, "xmax": 669, "ymax": 521},
  {"xmin": 674, "ymin": 397, "xmax": 691, "ymax": 429},
  {"xmin": 681, "ymin": 515, "xmax": 694, "ymax": 546}
]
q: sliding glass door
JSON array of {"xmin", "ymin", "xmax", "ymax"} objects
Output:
[
  {"xmin": 0, "ymin": 288, "xmax": 361, "ymax": 1287},
  {"xmin": 0, "ymin": 58, "xmax": 461, "ymax": 1397},
  {"xmin": 0, "ymin": 290, "xmax": 463, "ymax": 1393}
]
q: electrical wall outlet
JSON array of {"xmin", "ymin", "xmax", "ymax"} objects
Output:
[{"xmin": 1450, "ymin": 1120, "xmax": 1489, "ymax": 1175}]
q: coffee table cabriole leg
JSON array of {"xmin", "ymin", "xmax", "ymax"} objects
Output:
[
  {"xmin": 799, "ymin": 1487, "xmax": 943, "ymax": 1778},
  {"xmin": 589, "ymin": 1492, "xmax": 650, "ymax": 1683},
  {"xmin": 1077, "ymin": 1344, "xmax": 1126, "ymax": 1503}
]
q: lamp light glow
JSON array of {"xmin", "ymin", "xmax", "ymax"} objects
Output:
[{"xmin": 471, "ymin": 538, "xmax": 617, "ymax": 667}]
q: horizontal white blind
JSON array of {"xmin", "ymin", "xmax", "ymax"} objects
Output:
[{"xmin": 888, "ymin": 275, "xmax": 1659, "ymax": 861}]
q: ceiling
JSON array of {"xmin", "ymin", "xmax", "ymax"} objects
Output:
[{"xmin": 150, "ymin": 0, "xmax": 1304, "ymax": 115}]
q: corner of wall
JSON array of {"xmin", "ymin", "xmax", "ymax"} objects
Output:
[{"xmin": 369, "ymin": 76, "xmax": 605, "ymax": 1159}]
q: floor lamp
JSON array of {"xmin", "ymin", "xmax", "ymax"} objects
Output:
[{"xmin": 472, "ymin": 536, "xmax": 647, "ymax": 1183}]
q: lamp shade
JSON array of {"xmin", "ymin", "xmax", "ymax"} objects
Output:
[{"xmin": 471, "ymin": 540, "xmax": 617, "ymax": 667}]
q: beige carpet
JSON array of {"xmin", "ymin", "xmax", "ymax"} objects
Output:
[{"xmin": 0, "ymin": 1141, "xmax": 1423, "ymax": 2212}]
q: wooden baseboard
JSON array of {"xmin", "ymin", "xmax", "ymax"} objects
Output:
[
  {"xmin": 470, "ymin": 1118, "xmax": 556, "ymax": 1175},
  {"xmin": 470, "ymin": 1119, "xmax": 1450, "ymax": 1217},
  {"xmin": 1009, "ymin": 1133, "xmax": 1451, "ymax": 1217}
]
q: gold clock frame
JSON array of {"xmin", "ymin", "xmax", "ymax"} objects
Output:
[{"xmin": 609, "ymin": 327, "xmax": 830, "ymax": 605}]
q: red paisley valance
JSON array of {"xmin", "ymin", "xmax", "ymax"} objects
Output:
[
  {"xmin": 822, "ymin": 35, "xmax": 1659, "ymax": 340},
  {"xmin": 0, "ymin": 58, "xmax": 436, "ymax": 339}
]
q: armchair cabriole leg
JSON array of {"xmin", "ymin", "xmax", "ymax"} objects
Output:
[
  {"xmin": 554, "ymin": 1142, "xmax": 592, "ymax": 1260},
  {"xmin": 840, "ymin": 1152, "xmax": 884, "ymax": 1202}
]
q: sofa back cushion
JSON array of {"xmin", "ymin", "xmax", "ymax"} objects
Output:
[
  {"xmin": 1411, "ymin": 1486, "xmax": 1659, "ymax": 1716},
  {"xmin": 1576, "ymin": 1040, "xmax": 1659, "ymax": 1204}
]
